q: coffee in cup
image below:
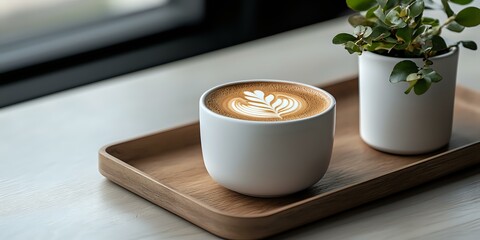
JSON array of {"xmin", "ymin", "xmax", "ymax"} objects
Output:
[
  {"xmin": 199, "ymin": 79, "xmax": 336, "ymax": 197},
  {"xmin": 204, "ymin": 81, "xmax": 331, "ymax": 121}
]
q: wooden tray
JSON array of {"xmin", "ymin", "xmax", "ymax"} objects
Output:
[{"xmin": 98, "ymin": 78, "xmax": 480, "ymax": 239}]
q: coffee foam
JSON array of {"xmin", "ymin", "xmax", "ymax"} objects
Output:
[{"xmin": 205, "ymin": 81, "xmax": 330, "ymax": 121}]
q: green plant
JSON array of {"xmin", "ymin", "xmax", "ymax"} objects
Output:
[{"xmin": 332, "ymin": 0, "xmax": 480, "ymax": 95}]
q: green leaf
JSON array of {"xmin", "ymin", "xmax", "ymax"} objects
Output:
[
  {"xmin": 420, "ymin": 68, "xmax": 443, "ymax": 82},
  {"xmin": 394, "ymin": 42, "xmax": 410, "ymax": 50},
  {"xmin": 406, "ymin": 73, "xmax": 421, "ymax": 81},
  {"xmin": 404, "ymin": 80, "xmax": 417, "ymax": 94},
  {"xmin": 377, "ymin": 0, "xmax": 388, "ymax": 8},
  {"xmin": 364, "ymin": 26, "xmax": 373, "ymax": 37},
  {"xmin": 409, "ymin": 13, "xmax": 423, "ymax": 28},
  {"xmin": 450, "ymin": 0, "xmax": 473, "ymax": 5},
  {"xmin": 368, "ymin": 42, "xmax": 396, "ymax": 51},
  {"xmin": 414, "ymin": 78, "xmax": 432, "ymax": 95},
  {"xmin": 386, "ymin": 9, "xmax": 407, "ymax": 28},
  {"xmin": 354, "ymin": 25, "xmax": 373, "ymax": 37},
  {"xmin": 354, "ymin": 26, "xmax": 363, "ymax": 36},
  {"xmin": 374, "ymin": 6, "xmax": 386, "ymax": 21},
  {"xmin": 345, "ymin": 41, "xmax": 362, "ymax": 54},
  {"xmin": 347, "ymin": 0, "xmax": 378, "ymax": 11},
  {"xmin": 384, "ymin": 0, "xmax": 399, "ymax": 10},
  {"xmin": 366, "ymin": 6, "xmax": 378, "ymax": 18},
  {"xmin": 428, "ymin": 72, "xmax": 442, "ymax": 83},
  {"xmin": 390, "ymin": 60, "xmax": 419, "ymax": 83},
  {"xmin": 456, "ymin": 7, "xmax": 480, "ymax": 27},
  {"xmin": 441, "ymin": 0, "xmax": 454, "ymax": 17},
  {"xmin": 446, "ymin": 21, "xmax": 465, "ymax": 32},
  {"xmin": 332, "ymin": 33, "xmax": 358, "ymax": 44},
  {"xmin": 413, "ymin": 25, "xmax": 429, "ymax": 39},
  {"xmin": 370, "ymin": 26, "xmax": 391, "ymax": 40},
  {"xmin": 422, "ymin": 45, "xmax": 433, "ymax": 53},
  {"xmin": 376, "ymin": 0, "xmax": 399, "ymax": 9},
  {"xmin": 396, "ymin": 26, "xmax": 413, "ymax": 43},
  {"xmin": 422, "ymin": 17, "xmax": 440, "ymax": 26},
  {"xmin": 409, "ymin": 0, "xmax": 424, "ymax": 18},
  {"xmin": 431, "ymin": 35, "xmax": 448, "ymax": 52},
  {"xmin": 385, "ymin": 36, "xmax": 399, "ymax": 43},
  {"xmin": 461, "ymin": 41, "xmax": 478, "ymax": 50}
]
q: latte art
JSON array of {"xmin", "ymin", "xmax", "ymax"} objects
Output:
[
  {"xmin": 229, "ymin": 90, "xmax": 301, "ymax": 119},
  {"xmin": 205, "ymin": 81, "xmax": 330, "ymax": 121}
]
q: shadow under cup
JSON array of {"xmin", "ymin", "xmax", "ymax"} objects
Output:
[{"xmin": 199, "ymin": 79, "xmax": 336, "ymax": 197}]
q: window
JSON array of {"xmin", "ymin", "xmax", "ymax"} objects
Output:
[
  {"xmin": 0, "ymin": 0, "xmax": 348, "ymax": 108},
  {"xmin": 0, "ymin": 0, "xmax": 202, "ymax": 72}
]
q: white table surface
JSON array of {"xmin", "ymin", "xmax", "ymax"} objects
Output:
[{"xmin": 1, "ymin": 14, "xmax": 479, "ymax": 240}]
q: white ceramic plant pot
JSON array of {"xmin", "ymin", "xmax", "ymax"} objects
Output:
[{"xmin": 358, "ymin": 47, "xmax": 459, "ymax": 155}]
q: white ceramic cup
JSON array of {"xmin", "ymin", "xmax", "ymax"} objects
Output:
[{"xmin": 199, "ymin": 79, "xmax": 336, "ymax": 197}]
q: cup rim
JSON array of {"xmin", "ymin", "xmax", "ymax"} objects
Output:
[{"xmin": 199, "ymin": 79, "xmax": 336, "ymax": 124}]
